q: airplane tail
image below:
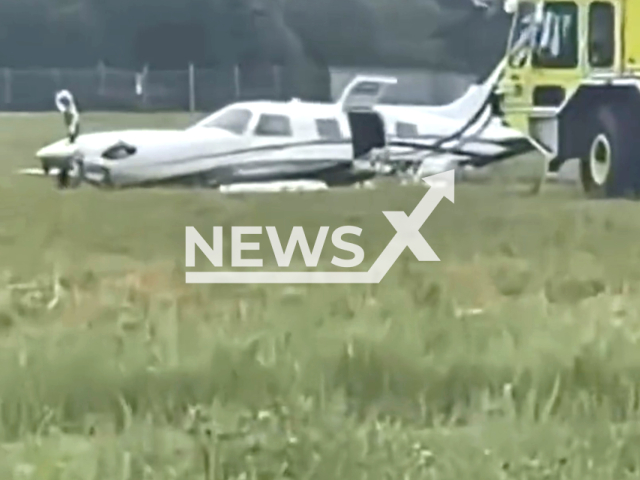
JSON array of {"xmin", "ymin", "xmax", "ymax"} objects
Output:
[
  {"xmin": 346, "ymin": 58, "xmax": 517, "ymax": 168},
  {"xmin": 420, "ymin": 57, "xmax": 507, "ymax": 120}
]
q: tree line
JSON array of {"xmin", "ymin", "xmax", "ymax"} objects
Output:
[
  {"xmin": 0, "ymin": 0, "xmax": 513, "ymax": 102},
  {"xmin": 0, "ymin": 0, "xmax": 512, "ymax": 71}
]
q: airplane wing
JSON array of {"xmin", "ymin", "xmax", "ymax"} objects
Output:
[
  {"xmin": 347, "ymin": 106, "xmax": 534, "ymax": 173},
  {"xmin": 17, "ymin": 167, "xmax": 61, "ymax": 177},
  {"xmin": 386, "ymin": 121, "xmax": 534, "ymax": 168}
]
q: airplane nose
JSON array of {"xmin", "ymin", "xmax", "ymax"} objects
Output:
[
  {"xmin": 36, "ymin": 141, "xmax": 83, "ymax": 173},
  {"xmin": 36, "ymin": 142, "xmax": 78, "ymax": 160}
]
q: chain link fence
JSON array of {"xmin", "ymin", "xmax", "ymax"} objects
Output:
[{"xmin": 0, "ymin": 64, "xmax": 475, "ymax": 113}]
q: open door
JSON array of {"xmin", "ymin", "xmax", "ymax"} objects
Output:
[
  {"xmin": 336, "ymin": 75, "xmax": 398, "ymax": 112},
  {"xmin": 347, "ymin": 110, "xmax": 387, "ymax": 159}
]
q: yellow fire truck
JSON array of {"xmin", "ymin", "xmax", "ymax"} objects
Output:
[{"xmin": 496, "ymin": 0, "xmax": 640, "ymax": 198}]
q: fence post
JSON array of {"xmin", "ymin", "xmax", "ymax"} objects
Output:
[
  {"xmin": 3, "ymin": 68, "xmax": 11, "ymax": 105},
  {"xmin": 188, "ymin": 63, "xmax": 195, "ymax": 112},
  {"xmin": 52, "ymin": 68, "xmax": 61, "ymax": 89},
  {"xmin": 97, "ymin": 61, "xmax": 106, "ymax": 95},
  {"xmin": 273, "ymin": 64, "xmax": 281, "ymax": 99},
  {"xmin": 233, "ymin": 65, "xmax": 241, "ymax": 99},
  {"xmin": 141, "ymin": 64, "xmax": 149, "ymax": 108}
]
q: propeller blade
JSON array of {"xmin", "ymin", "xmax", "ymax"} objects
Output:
[{"xmin": 54, "ymin": 89, "xmax": 80, "ymax": 143}]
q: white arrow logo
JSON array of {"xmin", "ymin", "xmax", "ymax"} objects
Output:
[{"xmin": 186, "ymin": 170, "xmax": 454, "ymax": 284}]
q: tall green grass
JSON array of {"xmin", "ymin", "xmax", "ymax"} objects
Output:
[{"xmin": 0, "ymin": 113, "xmax": 638, "ymax": 478}]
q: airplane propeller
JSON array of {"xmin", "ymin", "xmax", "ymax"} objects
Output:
[
  {"xmin": 53, "ymin": 90, "xmax": 83, "ymax": 188},
  {"xmin": 55, "ymin": 89, "xmax": 80, "ymax": 144}
]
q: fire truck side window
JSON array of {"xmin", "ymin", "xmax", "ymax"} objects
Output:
[{"xmin": 588, "ymin": 2, "xmax": 615, "ymax": 68}]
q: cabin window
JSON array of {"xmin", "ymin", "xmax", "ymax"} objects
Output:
[
  {"xmin": 396, "ymin": 122, "xmax": 418, "ymax": 138},
  {"xmin": 102, "ymin": 142, "xmax": 137, "ymax": 160},
  {"xmin": 315, "ymin": 119, "xmax": 342, "ymax": 140},
  {"xmin": 202, "ymin": 108, "xmax": 252, "ymax": 134},
  {"xmin": 588, "ymin": 2, "xmax": 615, "ymax": 68},
  {"xmin": 254, "ymin": 114, "xmax": 292, "ymax": 136}
]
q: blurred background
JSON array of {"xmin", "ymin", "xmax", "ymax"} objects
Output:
[{"xmin": 0, "ymin": 0, "xmax": 511, "ymax": 111}]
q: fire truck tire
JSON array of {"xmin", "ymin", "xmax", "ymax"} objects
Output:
[{"xmin": 579, "ymin": 103, "xmax": 640, "ymax": 198}]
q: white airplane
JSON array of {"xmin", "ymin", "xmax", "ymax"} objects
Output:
[{"xmin": 25, "ymin": 66, "xmax": 532, "ymax": 191}]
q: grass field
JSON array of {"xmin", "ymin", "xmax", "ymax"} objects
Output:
[{"xmin": 1, "ymin": 112, "xmax": 640, "ymax": 479}]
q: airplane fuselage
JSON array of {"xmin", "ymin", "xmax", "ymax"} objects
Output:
[{"xmin": 31, "ymin": 70, "xmax": 533, "ymax": 189}]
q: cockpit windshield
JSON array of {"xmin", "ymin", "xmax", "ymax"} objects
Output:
[
  {"xmin": 196, "ymin": 108, "xmax": 252, "ymax": 135},
  {"xmin": 507, "ymin": 1, "xmax": 578, "ymax": 69}
]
